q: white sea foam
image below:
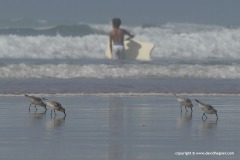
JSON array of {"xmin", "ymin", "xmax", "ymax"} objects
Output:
[
  {"xmin": 0, "ymin": 23, "xmax": 240, "ymax": 60},
  {"xmin": 0, "ymin": 34, "xmax": 107, "ymax": 59},
  {"xmin": 0, "ymin": 63, "xmax": 240, "ymax": 79},
  {"xmin": 0, "ymin": 23, "xmax": 240, "ymax": 80}
]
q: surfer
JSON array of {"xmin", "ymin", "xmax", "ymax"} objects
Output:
[{"xmin": 109, "ymin": 18, "xmax": 134, "ymax": 60}]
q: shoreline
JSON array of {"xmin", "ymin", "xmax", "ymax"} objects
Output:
[
  {"xmin": 1, "ymin": 77, "xmax": 240, "ymax": 95},
  {"xmin": 2, "ymin": 92, "xmax": 240, "ymax": 97}
]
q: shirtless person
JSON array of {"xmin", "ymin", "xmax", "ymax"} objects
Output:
[{"xmin": 109, "ymin": 18, "xmax": 134, "ymax": 60}]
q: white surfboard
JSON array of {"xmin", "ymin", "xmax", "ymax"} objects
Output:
[{"xmin": 105, "ymin": 40, "xmax": 155, "ymax": 61}]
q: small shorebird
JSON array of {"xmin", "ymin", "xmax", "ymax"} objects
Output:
[
  {"xmin": 195, "ymin": 99, "xmax": 218, "ymax": 120},
  {"xmin": 25, "ymin": 94, "xmax": 47, "ymax": 111},
  {"xmin": 173, "ymin": 93, "xmax": 193, "ymax": 112},
  {"xmin": 42, "ymin": 98, "xmax": 66, "ymax": 116}
]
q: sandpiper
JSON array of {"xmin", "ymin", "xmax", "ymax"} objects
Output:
[
  {"xmin": 42, "ymin": 98, "xmax": 66, "ymax": 116},
  {"xmin": 195, "ymin": 99, "xmax": 218, "ymax": 120},
  {"xmin": 25, "ymin": 94, "xmax": 47, "ymax": 111},
  {"xmin": 173, "ymin": 93, "xmax": 193, "ymax": 112}
]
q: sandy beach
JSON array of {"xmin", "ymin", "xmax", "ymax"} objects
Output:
[{"xmin": 0, "ymin": 95, "xmax": 238, "ymax": 160}]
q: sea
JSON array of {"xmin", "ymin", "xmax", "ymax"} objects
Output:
[{"xmin": 0, "ymin": 22, "xmax": 240, "ymax": 95}]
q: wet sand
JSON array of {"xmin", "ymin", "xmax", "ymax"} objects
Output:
[{"xmin": 0, "ymin": 95, "xmax": 239, "ymax": 160}]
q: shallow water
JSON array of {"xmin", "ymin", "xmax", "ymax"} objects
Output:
[
  {"xmin": 1, "ymin": 77, "xmax": 240, "ymax": 95},
  {"xmin": 0, "ymin": 95, "xmax": 239, "ymax": 160}
]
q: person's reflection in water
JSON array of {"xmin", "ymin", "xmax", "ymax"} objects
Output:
[{"xmin": 109, "ymin": 97, "xmax": 124, "ymax": 160}]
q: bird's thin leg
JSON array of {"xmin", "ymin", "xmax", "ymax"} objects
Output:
[
  {"xmin": 34, "ymin": 105, "xmax": 37, "ymax": 111},
  {"xmin": 204, "ymin": 113, "xmax": 207, "ymax": 119},
  {"xmin": 185, "ymin": 107, "xmax": 188, "ymax": 112},
  {"xmin": 202, "ymin": 113, "xmax": 207, "ymax": 120},
  {"xmin": 28, "ymin": 104, "xmax": 32, "ymax": 111}
]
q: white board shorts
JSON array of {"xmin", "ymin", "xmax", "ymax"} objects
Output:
[{"xmin": 112, "ymin": 45, "xmax": 125, "ymax": 60}]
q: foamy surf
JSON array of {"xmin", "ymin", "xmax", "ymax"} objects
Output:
[
  {"xmin": 0, "ymin": 62, "xmax": 240, "ymax": 79},
  {"xmin": 0, "ymin": 22, "xmax": 240, "ymax": 95},
  {"xmin": 0, "ymin": 23, "xmax": 240, "ymax": 60}
]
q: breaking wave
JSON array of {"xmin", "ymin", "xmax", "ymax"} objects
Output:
[{"xmin": 0, "ymin": 23, "xmax": 239, "ymax": 60}]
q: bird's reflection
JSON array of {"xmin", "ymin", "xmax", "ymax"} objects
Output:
[
  {"xmin": 197, "ymin": 119, "xmax": 218, "ymax": 136},
  {"xmin": 46, "ymin": 116, "xmax": 66, "ymax": 129},
  {"xmin": 28, "ymin": 110, "xmax": 47, "ymax": 125},
  {"xmin": 176, "ymin": 111, "xmax": 193, "ymax": 130}
]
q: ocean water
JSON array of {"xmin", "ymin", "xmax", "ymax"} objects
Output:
[
  {"xmin": 0, "ymin": 22, "xmax": 239, "ymax": 160},
  {"xmin": 0, "ymin": 22, "xmax": 240, "ymax": 94}
]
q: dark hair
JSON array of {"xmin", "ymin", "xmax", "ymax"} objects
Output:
[{"xmin": 112, "ymin": 18, "xmax": 121, "ymax": 28}]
